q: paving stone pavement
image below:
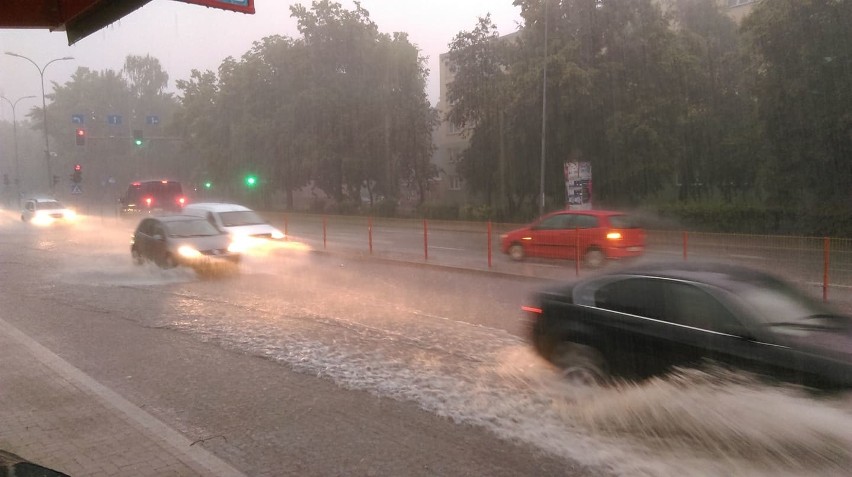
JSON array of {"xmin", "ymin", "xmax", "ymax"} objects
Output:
[{"xmin": 0, "ymin": 316, "xmax": 246, "ymax": 477}]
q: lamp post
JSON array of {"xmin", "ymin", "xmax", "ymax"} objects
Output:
[
  {"xmin": 0, "ymin": 94, "xmax": 36, "ymax": 206},
  {"xmin": 5, "ymin": 52, "xmax": 74, "ymax": 194},
  {"xmin": 539, "ymin": 0, "xmax": 549, "ymax": 216}
]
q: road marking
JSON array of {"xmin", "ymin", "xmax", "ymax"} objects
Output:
[
  {"xmin": 430, "ymin": 246, "xmax": 466, "ymax": 251},
  {"xmin": 0, "ymin": 316, "xmax": 247, "ymax": 477}
]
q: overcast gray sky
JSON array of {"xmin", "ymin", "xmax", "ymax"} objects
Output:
[{"xmin": 0, "ymin": 0, "xmax": 522, "ymax": 121}]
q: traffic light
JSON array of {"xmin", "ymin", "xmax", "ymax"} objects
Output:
[
  {"xmin": 244, "ymin": 175, "xmax": 258, "ymax": 188},
  {"xmin": 204, "ymin": 181, "xmax": 212, "ymax": 189},
  {"xmin": 72, "ymin": 164, "xmax": 82, "ymax": 183},
  {"xmin": 53, "ymin": 175, "xmax": 59, "ymax": 186},
  {"xmin": 133, "ymin": 129, "xmax": 143, "ymax": 147},
  {"xmin": 75, "ymin": 128, "xmax": 86, "ymax": 146}
]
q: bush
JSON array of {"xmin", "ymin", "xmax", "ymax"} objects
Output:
[
  {"xmin": 418, "ymin": 203, "xmax": 459, "ymax": 220},
  {"xmin": 652, "ymin": 203, "xmax": 852, "ymax": 236},
  {"xmin": 459, "ymin": 204, "xmax": 493, "ymax": 221}
]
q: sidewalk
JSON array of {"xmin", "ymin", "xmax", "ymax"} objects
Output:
[{"xmin": 0, "ymin": 317, "xmax": 246, "ymax": 477}]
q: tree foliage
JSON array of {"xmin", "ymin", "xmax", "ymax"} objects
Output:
[
  {"xmin": 174, "ymin": 0, "xmax": 436, "ymax": 210},
  {"xmin": 445, "ymin": 0, "xmax": 848, "ymax": 216}
]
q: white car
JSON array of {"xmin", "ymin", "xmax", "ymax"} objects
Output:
[
  {"xmin": 21, "ymin": 198, "xmax": 77, "ymax": 226},
  {"xmin": 182, "ymin": 203, "xmax": 285, "ymax": 250}
]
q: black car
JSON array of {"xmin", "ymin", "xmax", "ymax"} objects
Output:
[
  {"xmin": 526, "ymin": 261, "xmax": 852, "ymax": 390},
  {"xmin": 131, "ymin": 215, "xmax": 241, "ymax": 271}
]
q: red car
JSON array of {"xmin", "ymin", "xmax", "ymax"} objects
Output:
[{"xmin": 500, "ymin": 210, "xmax": 645, "ymax": 267}]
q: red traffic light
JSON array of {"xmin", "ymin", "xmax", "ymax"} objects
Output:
[
  {"xmin": 76, "ymin": 128, "xmax": 85, "ymax": 137},
  {"xmin": 74, "ymin": 164, "xmax": 82, "ymax": 172},
  {"xmin": 75, "ymin": 128, "xmax": 86, "ymax": 146}
]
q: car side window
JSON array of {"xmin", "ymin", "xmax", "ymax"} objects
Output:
[
  {"xmin": 138, "ymin": 219, "xmax": 153, "ymax": 235},
  {"xmin": 595, "ymin": 278, "xmax": 664, "ymax": 319},
  {"xmin": 663, "ymin": 282, "xmax": 745, "ymax": 335},
  {"xmin": 537, "ymin": 215, "xmax": 568, "ymax": 230},
  {"xmin": 574, "ymin": 215, "xmax": 599, "ymax": 229},
  {"xmin": 152, "ymin": 223, "xmax": 165, "ymax": 237}
]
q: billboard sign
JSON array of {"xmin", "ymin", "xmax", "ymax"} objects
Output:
[
  {"xmin": 176, "ymin": 0, "xmax": 255, "ymax": 14},
  {"xmin": 564, "ymin": 161, "xmax": 592, "ymax": 210}
]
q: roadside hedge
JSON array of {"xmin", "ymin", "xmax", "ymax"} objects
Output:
[{"xmin": 651, "ymin": 203, "xmax": 852, "ymax": 237}]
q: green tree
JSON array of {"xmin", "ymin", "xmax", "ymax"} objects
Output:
[
  {"xmin": 742, "ymin": 0, "xmax": 852, "ymax": 208},
  {"xmin": 445, "ymin": 15, "xmax": 518, "ymax": 215}
]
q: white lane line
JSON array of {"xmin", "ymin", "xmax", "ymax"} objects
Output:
[
  {"xmin": 0, "ymin": 317, "xmax": 247, "ymax": 477},
  {"xmin": 430, "ymin": 246, "xmax": 466, "ymax": 251}
]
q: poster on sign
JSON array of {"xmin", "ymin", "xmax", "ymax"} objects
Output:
[{"xmin": 564, "ymin": 161, "xmax": 592, "ymax": 210}]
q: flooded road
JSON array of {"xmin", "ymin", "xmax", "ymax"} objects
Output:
[{"xmin": 3, "ymin": 210, "xmax": 852, "ymax": 476}]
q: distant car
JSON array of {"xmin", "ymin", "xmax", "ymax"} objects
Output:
[
  {"xmin": 500, "ymin": 210, "xmax": 645, "ymax": 267},
  {"xmin": 182, "ymin": 202, "xmax": 285, "ymax": 249},
  {"xmin": 21, "ymin": 198, "xmax": 77, "ymax": 225},
  {"xmin": 526, "ymin": 261, "xmax": 852, "ymax": 390},
  {"xmin": 130, "ymin": 215, "xmax": 241, "ymax": 270},
  {"xmin": 120, "ymin": 180, "xmax": 186, "ymax": 216}
]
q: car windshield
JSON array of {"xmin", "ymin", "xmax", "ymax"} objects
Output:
[
  {"xmin": 219, "ymin": 210, "xmax": 266, "ymax": 227},
  {"xmin": 36, "ymin": 201, "xmax": 64, "ymax": 210},
  {"xmin": 164, "ymin": 219, "xmax": 221, "ymax": 238}
]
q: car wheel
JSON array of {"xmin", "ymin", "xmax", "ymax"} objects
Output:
[
  {"xmin": 508, "ymin": 243, "xmax": 525, "ymax": 261},
  {"xmin": 583, "ymin": 248, "xmax": 606, "ymax": 268},
  {"xmin": 552, "ymin": 342, "xmax": 608, "ymax": 387},
  {"xmin": 131, "ymin": 247, "xmax": 144, "ymax": 265}
]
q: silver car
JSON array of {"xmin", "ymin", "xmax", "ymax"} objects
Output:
[{"xmin": 131, "ymin": 215, "xmax": 241, "ymax": 270}]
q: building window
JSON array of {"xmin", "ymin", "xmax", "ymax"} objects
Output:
[
  {"xmin": 449, "ymin": 175, "xmax": 462, "ymax": 191},
  {"xmin": 447, "ymin": 121, "xmax": 462, "ymax": 135},
  {"xmin": 448, "ymin": 149, "xmax": 462, "ymax": 165}
]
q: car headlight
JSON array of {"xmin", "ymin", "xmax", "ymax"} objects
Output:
[
  {"xmin": 271, "ymin": 230, "xmax": 285, "ymax": 240},
  {"xmin": 227, "ymin": 241, "xmax": 244, "ymax": 253},
  {"xmin": 64, "ymin": 210, "xmax": 77, "ymax": 221},
  {"xmin": 178, "ymin": 245, "xmax": 202, "ymax": 258},
  {"xmin": 32, "ymin": 212, "xmax": 54, "ymax": 226}
]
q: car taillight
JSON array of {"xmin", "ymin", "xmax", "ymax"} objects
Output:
[
  {"xmin": 521, "ymin": 306, "xmax": 542, "ymax": 314},
  {"xmin": 144, "ymin": 197, "xmax": 153, "ymax": 207},
  {"xmin": 178, "ymin": 197, "xmax": 186, "ymax": 205},
  {"xmin": 606, "ymin": 231, "xmax": 623, "ymax": 240}
]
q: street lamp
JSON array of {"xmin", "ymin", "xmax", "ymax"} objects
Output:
[
  {"xmin": 5, "ymin": 52, "xmax": 74, "ymax": 194},
  {"xmin": 0, "ymin": 94, "xmax": 36, "ymax": 206},
  {"xmin": 539, "ymin": 0, "xmax": 549, "ymax": 216}
]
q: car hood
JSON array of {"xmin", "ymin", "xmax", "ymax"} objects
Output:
[
  {"xmin": 168, "ymin": 234, "xmax": 231, "ymax": 251},
  {"xmin": 224, "ymin": 223, "xmax": 282, "ymax": 237},
  {"xmin": 35, "ymin": 208, "xmax": 71, "ymax": 215},
  {"xmin": 503, "ymin": 226, "xmax": 532, "ymax": 238},
  {"xmin": 785, "ymin": 328, "xmax": 852, "ymax": 364}
]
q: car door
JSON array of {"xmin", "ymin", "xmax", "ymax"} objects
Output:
[
  {"xmin": 658, "ymin": 280, "xmax": 794, "ymax": 380},
  {"xmin": 528, "ymin": 213, "xmax": 576, "ymax": 259},
  {"xmin": 572, "ymin": 214, "xmax": 601, "ymax": 257},
  {"xmin": 135, "ymin": 219, "xmax": 154, "ymax": 259},
  {"xmin": 592, "ymin": 277, "xmax": 671, "ymax": 377},
  {"xmin": 148, "ymin": 220, "xmax": 169, "ymax": 263}
]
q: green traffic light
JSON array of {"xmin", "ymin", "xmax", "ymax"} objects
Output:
[
  {"xmin": 245, "ymin": 175, "xmax": 257, "ymax": 187},
  {"xmin": 134, "ymin": 139, "xmax": 143, "ymax": 146},
  {"xmin": 204, "ymin": 181, "xmax": 212, "ymax": 189}
]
